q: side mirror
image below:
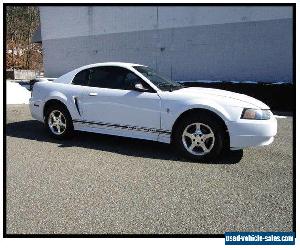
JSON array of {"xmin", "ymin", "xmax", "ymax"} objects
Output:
[{"xmin": 134, "ymin": 83, "xmax": 148, "ymax": 92}]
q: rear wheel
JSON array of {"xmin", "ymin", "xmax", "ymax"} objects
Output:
[
  {"xmin": 173, "ymin": 113, "xmax": 225, "ymax": 161},
  {"xmin": 45, "ymin": 104, "xmax": 73, "ymax": 139}
]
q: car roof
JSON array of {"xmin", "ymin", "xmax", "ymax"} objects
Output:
[
  {"xmin": 75, "ymin": 62, "xmax": 145, "ymax": 72},
  {"xmin": 53, "ymin": 62, "xmax": 145, "ymax": 84}
]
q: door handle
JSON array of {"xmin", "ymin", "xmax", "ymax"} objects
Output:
[{"xmin": 89, "ymin": 93, "xmax": 98, "ymax": 96}]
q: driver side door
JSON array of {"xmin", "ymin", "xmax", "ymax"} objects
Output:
[{"xmin": 74, "ymin": 66, "xmax": 162, "ymax": 140}]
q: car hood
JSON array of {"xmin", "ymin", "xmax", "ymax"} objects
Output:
[{"xmin": 169, "ymin": 87, "xmax": 269, "ymax": 109}]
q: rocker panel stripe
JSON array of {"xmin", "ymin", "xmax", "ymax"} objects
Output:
[{"xmin": 73, "ymin": 119, "xmax": 171, "ymax": 135}]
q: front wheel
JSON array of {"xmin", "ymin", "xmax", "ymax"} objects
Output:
[
  {"xmin": 173, "ymin": 114, "xmax": 225, "ymax": 161},
  {"xmin": 45, "ymin": 104, "xmax": 74, "ymax": 139}
]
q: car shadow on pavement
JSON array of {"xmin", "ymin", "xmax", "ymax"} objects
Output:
[{"xmin": 6, "ymin": 120, "xmax": 243, "ymax": 164}]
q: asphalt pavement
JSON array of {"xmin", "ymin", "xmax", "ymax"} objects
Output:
[{"xmin": 6, "ymin": 105, "xmax": 294, "ymax": 234}]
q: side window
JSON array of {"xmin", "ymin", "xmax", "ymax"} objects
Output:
[
  {"xmin": 89, "ymin": 67, "xmax": 111, "ymax": 88},
  {"xmin": 85, "ymin": 66, "xmax": 152, "ymax": 91},
  {"xmin": 123, "ymin": 72, "xmax": 143, "ymax": 90},
  {"xmin": 72, "ymin": 69, "xmax": 89, "ymax": 86}
]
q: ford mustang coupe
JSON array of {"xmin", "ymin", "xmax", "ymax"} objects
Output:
[{"xmin": 29, "ymin": 62, "xmax": 277, "ymax": 160}]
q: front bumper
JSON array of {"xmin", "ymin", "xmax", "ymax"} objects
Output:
[{"xmin": 226, "ymin": 116, "xmax": 277, "ymax": 150}]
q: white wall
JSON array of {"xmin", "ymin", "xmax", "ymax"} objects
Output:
[
  {"xmin": 39, "ymin": 6, "xmax": 293, "ymax": 82},
  {"xmin": 40, "ymin": 6, "xmax": 292, "ymax": 40}
]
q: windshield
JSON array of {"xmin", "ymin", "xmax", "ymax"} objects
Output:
[{"xmin": 133, "ymin": 66, "xmax": 185, "ymax": 91}]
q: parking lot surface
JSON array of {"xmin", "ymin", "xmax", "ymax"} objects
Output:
[{"xmin": 6, "ymin": 105, "xmax": 293, "ymax": 234}]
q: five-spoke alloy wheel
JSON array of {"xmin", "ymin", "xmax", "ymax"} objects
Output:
[
  {"xmin": 182, "ymin": 123, "xmax": 215, "ymax": 156},
  {"xmin": 45, "ymin": 104, "xmax": 73, "ymax": 139},
  {"xmin": 173, "ymin": 112, "xmax": 225, "ymax": 160},
  {"xmin": 48, "ymin": 110, "xmax": 67, "ymax": 135}
]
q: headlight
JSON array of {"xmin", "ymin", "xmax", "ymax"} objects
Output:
[{"xmin": 241, "ymin": 108, "xmax": 271, "ymax": 120}]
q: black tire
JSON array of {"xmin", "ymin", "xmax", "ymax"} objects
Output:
[
  {"xmin": 173, "ymin": 112, "xmax": 225, "ymax": 161},
  {"xmin": 44, "ymin": 104, "xmax": 74, "ymax": 139}
]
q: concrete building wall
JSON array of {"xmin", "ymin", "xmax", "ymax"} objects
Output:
[{"xmin": 39, "ymin": 6, "xmax": 293, "ymax": 82}]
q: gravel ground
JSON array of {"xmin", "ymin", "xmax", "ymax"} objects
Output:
[{"xmin": 6, "ymin": 105, "xmax": 294, "ymax": 234}]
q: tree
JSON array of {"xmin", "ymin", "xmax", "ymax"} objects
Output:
[{"xmin": 6, "ymin": 6, "xmax": 43, "ymax": 71}]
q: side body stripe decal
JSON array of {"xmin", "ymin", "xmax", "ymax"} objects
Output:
[{"xmin": 73, "ymin": 119, "xmax": 171, "ymax": 135}]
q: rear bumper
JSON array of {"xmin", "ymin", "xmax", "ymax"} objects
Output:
[{"xmin": 226, "ymin": 116, "xmax": 277, "ymax": 150}]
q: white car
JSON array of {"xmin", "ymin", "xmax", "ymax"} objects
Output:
[{"xmin": 29, "ymin": 62, "xmax": 277, "ymax": 160}]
